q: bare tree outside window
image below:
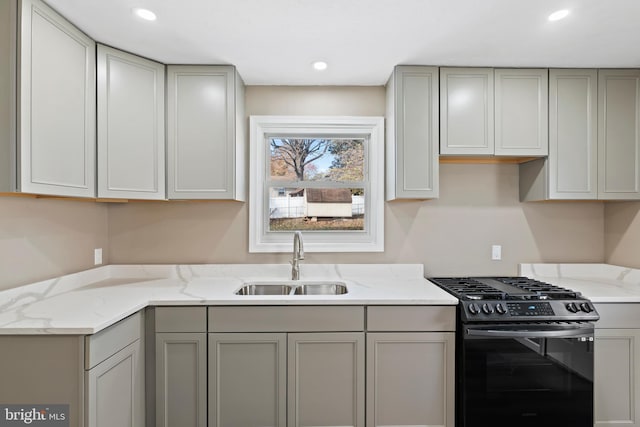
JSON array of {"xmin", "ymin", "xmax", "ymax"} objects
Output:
[{"xmin": 268, "ymin": 138, "xmax": 366, "ymax": 231}]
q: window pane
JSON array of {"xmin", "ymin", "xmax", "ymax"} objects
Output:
[
  {"xmin": 269, "ymin": 138, "xmax": 364, "ymax": 182},
  {"xmin": 269, "ymin": 187, "xmax": 365, "ymax": 231}
]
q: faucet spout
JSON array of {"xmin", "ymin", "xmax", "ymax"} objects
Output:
[{"xmin": 291, "ymin": 231, "xmax": 304, "ymax": 280}]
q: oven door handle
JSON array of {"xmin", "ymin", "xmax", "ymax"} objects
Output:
[{"xmin": 465, "ymin": 325, "xmax": 593, "ymax": 338}]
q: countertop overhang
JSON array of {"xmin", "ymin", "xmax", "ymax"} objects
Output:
[{"xmin": 0, "ymin": 264, "xmax": 458, "ymax": 335}]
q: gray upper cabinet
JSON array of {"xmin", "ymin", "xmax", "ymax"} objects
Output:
[
  {"xmin": 0, "ymin": 0, "xmax": 16, "ymax": 193},
  {"xmin": 167, "ymin": 65, "xmax": 246, "ymax": 200},
  {"xmin": 18, "ymin": 0, "xmax": 96, "ymax": 197},
  {"xmin": 97, "ymin": 45, "xmax": 165, "ymax": 200},
  {"xmin": 520, "ymin": 69, "xmax": 598, "ymax": 201},
  {"xmin": 495, "ymin": 68, "xmax": 548, "ymax": 156},
  {"xmin": 598, "ymin": 69, "xmax": 640, "ymax": 200},
  {"xmin": 440, "ymin": 68, "xmax": 494, "ymax": 156},
  {"xmin": 386, "ymin": 65, "xmax": 439, "ymax": 200},
  {"xmin": 521, "ymin": 68, "xmax": 640, "ymax": 201}
]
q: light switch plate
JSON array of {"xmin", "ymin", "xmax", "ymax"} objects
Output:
[
  {"xmin": 94, "ymin": 248, "xmax": 103, "ymax": 265},
  {"xmin": 491, "ymin": 245, "xmax": 502, "ymax": 261}
]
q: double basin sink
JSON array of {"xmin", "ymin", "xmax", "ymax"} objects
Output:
[{"xmin": 236, "ymin": 281, "xmax": 348, "ymax": 296}]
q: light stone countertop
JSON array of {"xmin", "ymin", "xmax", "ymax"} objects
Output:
[
  {"xmin": 520, "ymin": 263, "xmax": 640, "ymax": 303},
  {"xmin": 0, "ymin": 264, "xmax": 457, "ymax": 335}
]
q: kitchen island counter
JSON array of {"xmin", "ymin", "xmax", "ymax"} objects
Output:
[{"xmin": 0, "ymin": 264, "xmax": 457, "ymax": 334}]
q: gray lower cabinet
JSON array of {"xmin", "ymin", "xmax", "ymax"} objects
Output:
[
  {"xmin": 594, "ymin": 303, "xmax": 640, "ymax": 427},
  {"xmin": 208, "ymin": 333, "xmax": 287, "ymax": 427},
  {"xmin": 288, "ymin": 332, "xmax": 365, "ymax": 427},
  {"xmin": 207, "ymin": 331, "xmax": 365, "ymax": 427},
  {"xmin": 595, "ymin": 328, "xmax": 640, "ymax": 427},
  {"xmin": 0, "ymin": 312, "xmax": 144, "ymax": 427},
  {"xmin": 85, "ymin": 311, "xmax": 145, "ymax": 427},
  {"xmin": 154, "ymin": 307, "xmax": 208, "ymax": 427},
  {"xmin": 385, "ymin": 65, "xmax": 439, "ymax": 200},
  {"xmin": 155, "ymin": 333, "xmax": 207, "ymax": 427},
  {"xmin": 85, "ymin": 339, "xmax": 144, "ymax": 427},
  {"xmin": 366, "ymin": 333, "xmax": 455, "ymax": 427}
]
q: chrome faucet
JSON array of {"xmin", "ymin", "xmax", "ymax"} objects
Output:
[{"xmin": 291, "ymin": 231, "xmax": 305, "ymax": 280}]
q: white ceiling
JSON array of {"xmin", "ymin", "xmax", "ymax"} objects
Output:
[{"xmin": 45, "ymin": 0, "xmax": 640, "ymax": 86}]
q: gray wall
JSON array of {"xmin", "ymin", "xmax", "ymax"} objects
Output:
[
  {"xmin": 605, "ymin": 201, "xmax": 640, "ymax": 268},
  {"xmin": 0, "ymin": 196, "xmax": 109, "ymax": 289},
  {"xmin": 0, "ymin": 86, "xmax": 618, "ymax": 290},
  {"xmin": 107, "ymin": 86, "xmax": 605, "ymax": 276}
]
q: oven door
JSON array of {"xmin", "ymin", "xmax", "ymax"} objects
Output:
[{"xmin": 460, "ymin": 323, "xmax": 594, "ymax": 427}]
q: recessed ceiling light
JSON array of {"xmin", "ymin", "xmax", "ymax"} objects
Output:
[
  {"xmin": 548, "ymin": 9, "xmax": 570, "ymax": 21},
  {"xmin": 312, "ymin": 61, "xmax": 328, "ymax": 71},
  {"xmin": 133, "ymin": 8, "xmax": 157, "ymax": 21}
]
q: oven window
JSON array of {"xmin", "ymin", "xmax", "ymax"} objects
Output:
[{"xmin": 463, "ymin": 337, "xmax": 593, "ymax": 427}]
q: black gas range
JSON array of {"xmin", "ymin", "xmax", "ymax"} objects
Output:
[
  {"xmin": 429, "ymin": 276, "xmax": 598, "ymax": 427},
  {"xmin": 430, "ymin": 276, "xmax": 599, "ymax": 323}
]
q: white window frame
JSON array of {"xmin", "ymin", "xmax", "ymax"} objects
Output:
[{"xmin": 249, "ymin": 115, "xmax": 384, "ymax": 253}]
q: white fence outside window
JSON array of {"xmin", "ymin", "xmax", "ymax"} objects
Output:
[{"xmin": 270, "ymin": 195, "xmax": 365, "ymax": 218}]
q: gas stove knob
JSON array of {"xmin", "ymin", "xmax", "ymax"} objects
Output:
[
  {"xmin": 495, "ymin": 303, "xmax": 506, "ymax": 314},
  {"xmin": 580, "ymin": 303, "xmax": 593, "ymax": 313},
  {"xmin": 566, "ymin": 302, "xmax": 579, "ymax": 313},
  {"xmin": 482, "ymin": 303, "xmax": 494, "ymax": 314},
  {"xmin": 468, "ymin": 303, "xmax": 480, "ymax": 315}
]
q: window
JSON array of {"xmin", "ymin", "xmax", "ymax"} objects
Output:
[{"xmin": 249, "ymin": 116, "xmax": 384, "ymax": 252}]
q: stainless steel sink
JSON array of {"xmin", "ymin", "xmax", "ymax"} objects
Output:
[
  {"xmin": 235, "ymin": 281, "xmax": 348, "ymax": 296},
  {"xmin": 235, "ymin": 284, "xmax": 294, "ymax": 295},
  {"xmin": 293, "ymin": 283, "xmax": 348, "ymax": 295}
]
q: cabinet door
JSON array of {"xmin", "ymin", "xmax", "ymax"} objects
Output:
[
  {"xmin": 595, "ymin": 329, "xmax": 640, "ymax": 427},
  {"xmin": 156, "ymin": 333, "xmax": 206, "ymax": 427},
  {"xmin": 440, "ymin": 68, "xmax": 494, "ymax": 155},
  {"xmin": 288, "ymin": 332, "xmax": 365, "ymax": 427},
  {"xmin": 366, "ymin": 333, "xmax": 455, "ymax": 427},
  {"xmin": 19, "ymin": 0, "xmax": 95, "ymax": 197},
  {"xmin": 548, "ymin": 69, "xmax": 598, "ymax": 199},
  {"xmin": 386, "ymin": 66, "xmax": 439, "ymax": 200},
  {"xmin": 167, "ymin": 65, "xmax": 244, "ymax": 200},
  {"xmin": 209, "ymin": 333, "xmax": 286, "ymax": 427},
  {"xmin": 85, "ymin": 340, "xmax": 144, "ymax": 427},
  {"xmin": 598, "ymin": 69, "xmax": 640, "ymax": 200},
  {"xmin": 495, "ymin": 69, "xmax": 548, "ymax": 156},
  {"xmin": 97, "ymin": 45, "xmax": 165, "ymax": 200}
]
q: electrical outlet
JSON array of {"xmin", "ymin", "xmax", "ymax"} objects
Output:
[
  {"xmin": 491, "ymin": 245, "xmax": 502, "ymax": 261},
  {"xmin": 94, "ymin": 248, "xmax": 103, "ymax": 265}
]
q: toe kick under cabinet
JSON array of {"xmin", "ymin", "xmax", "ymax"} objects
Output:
[{"xmin": 150, "ymin": 305, "xmax": 455, "ymax": 427}]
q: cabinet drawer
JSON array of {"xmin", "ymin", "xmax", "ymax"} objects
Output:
[
  {"xmin": 85, "ymin": 311, "xmax": 142, "ymax": 369},
  {"xmin": 155, "ymin": 307, "xmax": 207, "ymax": 333},
  {"xmin": 367, "ymin": 306, "xmax": 456, "ymax": 332},
  {"xmin": 208, "ymin": 306, "xmax": 365, "ymax": 332},
  {"xmin": 594, "ymin": 304, "xmax": 640, "ymax": 329}
]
